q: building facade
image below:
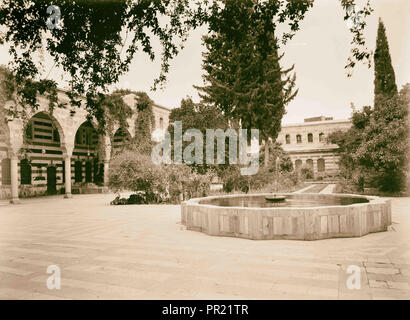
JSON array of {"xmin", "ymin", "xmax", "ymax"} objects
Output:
[
  {"xmin": 277, "ymin": 116, "xmax": 352, "ymax": 177},
  {"xmin": 0, "ymin": 88, "xmax": 170, "ymax": 202}
]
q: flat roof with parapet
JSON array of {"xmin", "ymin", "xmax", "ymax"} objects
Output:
[{"xmin": 281, "ymin": 117, "xmax": 351, "ymax": 128}]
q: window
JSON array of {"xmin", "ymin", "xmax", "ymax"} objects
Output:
[
  {"xmin": 159, "ymin": 117, "xmax": 164, "ymax": 129},
  {"xmin": 317, "ymin": 158, "xmax": 325, "ymax": 172},
  {"xmin": 306, "ymin": 159, "xmax": 314, "ymax": 171},
  {"xmin": 296, "ymin": 134, "xmax": 302, "ymax": 144},
  {"xmin": 319, "ymin": 132, "xmax": 325, "ymax": 142},
  {"xmin": 308, "ymin": 133, "xmax": 313, "ymax": 143},
  {"xmin": 285, "ymin": 134, "xmax": 290, "ymax": 144},
  {"xmin": 295, "ymin": 159, "xmax": 302, "ymax": 171},
  {"xmin": 20, "ymin": 159, "xmax": 32, "ymax": 185},
  {"xmin": 85, "ymin": 161, "xmax": 92, "ymax": 182}
]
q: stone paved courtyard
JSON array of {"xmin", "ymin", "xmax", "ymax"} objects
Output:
[{"xmin": 0, "ymin": 193, "xmax": 409, "ymax": 300}]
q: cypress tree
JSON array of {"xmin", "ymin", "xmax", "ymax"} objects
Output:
[
  {"xmin": 196, "ymin": 1, "xmax": 297, "ymax": 168},
  {"xmin": 355, "ymin": 18, "xmax": 408, "ymax": 192},
  {"xmin": 374, "ymin": 18, "xmax": 398, "ymax": 109}
]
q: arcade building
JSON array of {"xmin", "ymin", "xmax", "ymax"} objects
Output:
[{"xmin": 0, "ymin": 87, "xmax": 170, "ymax": 202}]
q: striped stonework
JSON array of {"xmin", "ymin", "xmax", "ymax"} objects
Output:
[
  {"xmin": 112, "ymin": 128, "xmax": 131, "ymax": 155},
  {"xmin": 20, "ymin": 112, "xmax": 65, "ymax": 196},
  {"xmin": 0, "ymin": 74, "xmax": 171, "ymax": 201}
]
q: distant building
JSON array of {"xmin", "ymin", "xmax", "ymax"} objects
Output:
[{"xmin": 277, "ymin": 116, "xmax": 351, "ymax": 177}]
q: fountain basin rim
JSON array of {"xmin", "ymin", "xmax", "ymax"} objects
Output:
[{"xmin": 184, "ymin": 192, "xmax": 384, "ymax": 210}]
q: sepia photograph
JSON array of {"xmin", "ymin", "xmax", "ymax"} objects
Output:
[{"xmin": 0, "ymin": 0, "xmax": 409, "ymax": 309}]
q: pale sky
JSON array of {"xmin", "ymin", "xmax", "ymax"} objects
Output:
[{"xmin": 0, "ymin": 0, "xmax": 409, "ymax": 125}]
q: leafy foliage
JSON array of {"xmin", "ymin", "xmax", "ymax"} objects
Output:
[
  {"xmin": 0, "ymin": 0, "xmax": 373, "ymax": 121},
  {"xmin": 108, "ymin": 149, "xmax": 211, "ymax": 204},
  {"xmin": 133, "ymin": 91, "xmax": 155, "ymax": 155},
  {"xmin": 196, "ymin": 0, "xmax": 298, "ymax": 144},
  {"xmin": 329, "ymin": 19, "xmax": 408, "ymax": 193},
  {"xmin": 220, "ymin": 165, "xmax": 300, "ymax": 194},
  {"xmin": 168, "ymin": 96, "xmax": 230, "ymax": 174}
]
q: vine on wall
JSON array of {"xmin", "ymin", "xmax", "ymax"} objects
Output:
[{"xmin": 1, "ymin": 67, "xmax": 156, "ymax": 165}]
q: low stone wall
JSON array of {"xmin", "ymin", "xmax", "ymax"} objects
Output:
[{"xmin": 181, "ymin": 193, "xmax": 391, "ymax": 240}]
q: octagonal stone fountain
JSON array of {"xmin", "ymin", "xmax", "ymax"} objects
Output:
[{"xmin": 181, "ymin": 193, "xmax": 391, "ymax": 240}]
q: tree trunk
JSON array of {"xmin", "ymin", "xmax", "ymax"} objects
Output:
[{"xmin": 264, "ymin": 140, "xmax": 269, "ymax": 168}]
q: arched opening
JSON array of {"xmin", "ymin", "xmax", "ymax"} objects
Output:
[
  {"xmin": 112, "ymin": 127, "xmax": 131, "ymax": 155},
  {"xmin": 295, "ymin": 159, "xmax": 302, "ymax": 171},
  {"xmin": 46, "ymin": 165, "xmax": 57, "ymax": 194},
  {"xmin": 296, "ymin": 134, "xmax": 302, "ymax": 144},
  {"xmin": 319, "ymin": 132, "xmax": 325, "ymax": 142},
  {"xmin": 308, "ymin": 133, "xmax": 313, "ymax": 143},
  {"xmin": 317, "ymin": 158, "xmax": 325, "ymax": 172},
  {"xmin": 22, "ymin": 112, "xmax": 65, "ymax": 193},
  {"xmin": 74, "ymin": 121, "xmax": 100, "ymax": 184},
  {"xmin": 285, "ymin": 134, "xmax": 290, "ymax": 144},
  {"xmin": 306, "ymin": 159, "xmax": 314, "ymax": 171}
]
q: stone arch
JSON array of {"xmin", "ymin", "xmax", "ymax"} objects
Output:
[
  {"xmin": 25, "ymin": 112, "xmax": 66, "ymax": 151},
  {"xmin": 112, "ymin": 127, "xmax": 131, "ymax": 155},
  {"xmin": 20, "ymin": 111, "xmax": 67, "ymax": 194},
  {"xmin": 73, "ymin": 120, "xmax": 101, "ymax": 184}
]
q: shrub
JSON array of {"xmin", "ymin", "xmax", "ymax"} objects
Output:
[
  {"xmin": 300, "ymin": 166, "xmax": 314, "ymax": 180},
  {"xmin": 108, "ymin": 150, "xmax": 212, "ymax": 204},
  {"xmin": 220, "ymin": 165, "xmax": 301, "ymax": 194},
  {"xmin": 220, "ymin": 166, "xmax": 250, "ymax": 193}
]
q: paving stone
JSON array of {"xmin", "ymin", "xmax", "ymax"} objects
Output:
[
  {"xmin": 369, "ymin": 280, "xmax": 388, "ymax": 289},
  {"xmin": 0, "ymin": 194, "xmax": 409, "ymax": 300},
  {"xmin": 365, "ymin": 267, "xmax": 400, "ymax": 275},
  {"xmin": 386, "ymin": 281, "xmax": 409, "ymax": 290}
]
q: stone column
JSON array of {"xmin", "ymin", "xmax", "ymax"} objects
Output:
[
  {"xmin": 103, "ymin": 160, "xmax": 110, "ymax": 186},
  {"xmin": 64, "ymin": 155, "xmax": 72, "ymax": 198},
  {"xmin": 101, "ymin": 135, "xmax": 111, "ymax": 186},
  {"xmin": 10, "ymin": 155, "xmax": 20, "ymax": 204}
]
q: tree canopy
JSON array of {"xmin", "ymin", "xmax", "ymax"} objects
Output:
[
  {"xmin": 0, "ymin": 0, "xmax": 374, "ymax": 125},
  {"xmin": 196, "ymin": 0, "xmax": 298, "ymax": 139},
  {"xmin": 330, "ymin": 19, "xmax": 408, "ymax": 193}
]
